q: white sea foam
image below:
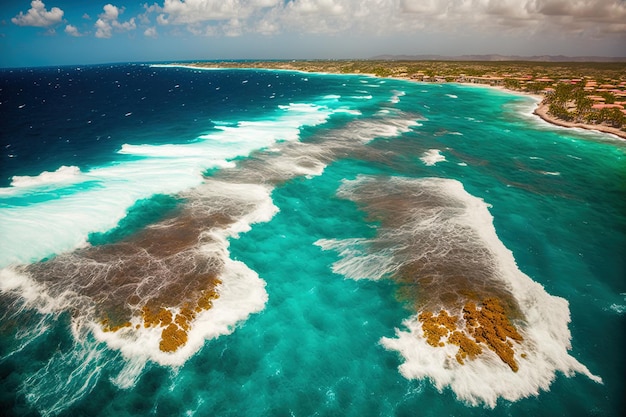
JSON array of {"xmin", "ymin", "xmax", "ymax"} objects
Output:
[
  {"xmin": 8, "ymin": 165, "xmax": 82, "ymax": 188},
  {"xmin": 314, "ymin": 238, "xmax": 398, "ymax": 280},
  {"xmin": 109, "ymin": 356, "xmax": 146, "ymax": 389},
  {"xmin": 390, "ymin": 90, "xmax": 406, "ymax": 104},
  {"xmin": 0, "ymin": 159, "xmax": 206, "ymax": 267},
  {"xmin": 0, "ymin": 103, "xmax": 333, "ymax": 268},
  {"xmin": 607, "ymin": 294, "xmax": 626, "ymax": 315},
  {"xmin": 333, "ymin": 108, "xmax": 362, "ymax": 116},
  {"xmin": 0, "ymin": 268, "xmax": 75, "ymax": 314},
  {"xmin": 218, "ymin": 113, "xmax": 420, "ymax": 185},
  {"xmin": 446, "ymin": 94, "xmax": 458, "ymax": 99},
  {"xmin": 420, "ymin": 149, "xmax": 446, "ymax": 166},
  {"xmin": 318, "ymin": 176, "xmax": 602, "ymax": 407}
]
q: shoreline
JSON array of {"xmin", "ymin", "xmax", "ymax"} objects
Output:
[
  {"xmin": 532, "ymin": 101, "xmax": 626, "ymax": 140},
  {"xmin": 163, "ymin": 62, "xmax": 626, "ymax": 141},
  {"xmin": 445, "ymin": 81, "xmax": 626, "ymax": 140},
  {"xmin": 368, "ymin": 74, "xmax": 626, "ymax": 141}
]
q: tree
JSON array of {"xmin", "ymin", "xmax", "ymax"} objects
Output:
[
  {"xmin": 576, "ymin": 96, "xmax": 593, "ymax": 118},
  {"xmin": 553, "ymin": 83, "xmax": 575, "ymax": 104},
  {"xmin": 549, "ymin": 103, "xmax": 573, "ymax": 121},
  {"xmin": 605, "ymin": 108, "xmax": 625, "ymax": 128},
  {"xmin": 599, "ymin": 91, "xmax": 616, "ymax": 104},
  {"xmin": 504, "ymin": 79, "xmax": 520, "ymax": 90}
]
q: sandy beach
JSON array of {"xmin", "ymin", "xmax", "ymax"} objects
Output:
[{"xmin": 533, "ymin": 102, "xmax": 626, "ymax": 140}]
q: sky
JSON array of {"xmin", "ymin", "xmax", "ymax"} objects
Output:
[{"xmin": 1, "ymin": 0, "xmax": 625, "ymax": 68}]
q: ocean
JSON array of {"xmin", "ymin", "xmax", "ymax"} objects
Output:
[{"xmin": 0, "ymin": 63, "xmax": 624, "ymax": 417}]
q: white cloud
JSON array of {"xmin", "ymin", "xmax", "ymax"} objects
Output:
[
  {"xmin": 11, "ymin": 0, "xmax": 64, "ymax": 28},
  {"xmin": 286, "ymin": 0, "xmax": 344, "ymax": 16},
  {"xmin": 157, "ymin": 0, "xmax": 249, "ymax": 25},
  {"xmin": 64, "ymin": 24, "xmax": 82, "ymax": 37},
  {"xmin": 152, "ymin": 0, "xmax": 281, "ymax": 27},
  {"xmin": 102, "ymin": 4, "xmax": 120, "ymax": 21},
  {"xmin": 223, "ymin": 18, "xmax": 243, "ymax": 37},
  {"xmin": 95, "ymin": 19, "xmax": 112, "ymax": 39},
  {"xmin": 142, "ymin": 0, "xmax": 626, "ymax": 40},
  {"xmin": 279, "ymin": 0, "xmax": 626, "ymax": 37},
  {"xmin": 95, "ymin": 4, "xmax": 137, "ymax": 38},
  {"xmin": 144, "ymin": 26, "xmax": 158, "ymax": 37}
]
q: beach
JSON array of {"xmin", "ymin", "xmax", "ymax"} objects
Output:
[{"xmin": 533, "ymin": 101, "xmax": 626, "ymax": 139}]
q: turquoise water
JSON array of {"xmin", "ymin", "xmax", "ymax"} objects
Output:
[{"xmin": 1, "ymin": 66, "xmax": 624, "ymax": 416}]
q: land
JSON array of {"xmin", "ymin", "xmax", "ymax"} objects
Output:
[{"xmin": 177, "ymin": 60, "xmax": 626, "ymax": 139}]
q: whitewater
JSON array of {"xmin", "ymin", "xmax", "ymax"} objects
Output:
[{"xmin": 0, "ymin": 64, "xmax": 624, "ymax": 417}]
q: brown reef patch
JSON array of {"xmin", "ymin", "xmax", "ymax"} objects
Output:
[
  {"xmin": 138, "ymin": 278, "xmax": 222, "ymax": 353},
  {"xmin": 418, "ymin": 310, "xmax": 457, "ymax": 347},
  {"xmin": 23, "ymin": 196, "xmax": 231, "ymax": 354},
  {"xmin": 417, "ymin": 298, "xmax": 523, "ymax": 371}
]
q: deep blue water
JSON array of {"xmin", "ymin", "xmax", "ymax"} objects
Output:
[{"xmin": 0, "ymin": 64, "xmax": 624, "ymax": 417}]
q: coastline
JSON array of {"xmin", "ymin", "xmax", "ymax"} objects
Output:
[
  {"xmin": 447, "ymin": 81, "xmax": 626, "ymax": 140},
  {"xmin": 374, "ymin": 74, "xmax": 626, "ymax": 141},
  {"xmin": 163, "ymin": 62, "xmax": 626, "ymax": 141},
  {"xmin": 532, "ymin": 101, "xmax": 626, "ymax": 140}
]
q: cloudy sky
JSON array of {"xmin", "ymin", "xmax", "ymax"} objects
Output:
[{"xmin": 1, "ymin": 0, "xmax": 625, "ymax": 67}]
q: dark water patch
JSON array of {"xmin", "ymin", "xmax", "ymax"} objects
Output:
[{"xmin": 1, "ymin": 64, "xmax": 353, "ymax": 187}]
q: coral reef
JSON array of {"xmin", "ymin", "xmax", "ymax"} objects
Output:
[
  {"xmin": 102, "ymin": 279, "xmax": 221, "ymax": 353},
  {"xmin": 417, "ymin": 298, "xmax": 523, "ymax": 371},
  {"xmin": 418, "ymin": 310, "xmax": 457, "ymax": 347}
]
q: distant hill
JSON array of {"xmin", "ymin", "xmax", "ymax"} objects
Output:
[{"xmin": 370, "ymin": 54, "xmax": 626, "ymax": 62}]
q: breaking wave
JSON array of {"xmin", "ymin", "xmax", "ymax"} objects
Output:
[{"xmin": 316, "ymin": 175, "xmax": 602, "ymax": 407}]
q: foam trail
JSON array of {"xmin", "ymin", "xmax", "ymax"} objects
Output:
[
  {"xmin": 21, "ymin": 336, "xmax": 109, "ymax": 417},
  {"xmin": 215, "ymin": 111, "xmax": 422, "ymax": 185},
  {"xmin": 317, "ymin": 175, "xmax": 602, "ymax": 407},
  {"xmin": 390, "ymin": 90, "xmax": 406, "ymax": 104},
  {"xmin": 110, "ymin": 356, "xmax": 147, "ymax": 389},
  {"xmin": 421, "ymin": 149, "xmax": 446, "ymax": 166},
  {"xmin": 9, "ymin": 165, "xmax": 82, "ymax": 188},
  {"xmin": 0, "ymin": 306, "xmax": 51, "ymax": 361}
]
